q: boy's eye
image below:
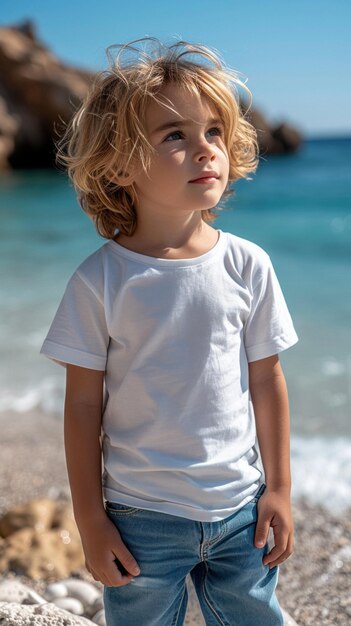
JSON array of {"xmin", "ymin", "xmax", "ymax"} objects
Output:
[
  {"xmin": 164, "ymin": 130, "xmax": 184, "ymax": 142},
  {"xmin": 163, "ymin": 126, "xmax": 223, "ymax": 142},
  {"xmin": 207, "ymin": 126, "xmax": 222, "ymax": 137}
]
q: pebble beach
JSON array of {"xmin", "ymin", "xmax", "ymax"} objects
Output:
[{"xmin": 1, "ymin": 409, "xmax": 350, "ymax": 625}]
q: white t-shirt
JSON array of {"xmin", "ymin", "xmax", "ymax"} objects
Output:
[{"xmin": 40, "ymin": 230, "xmax": 298, "ymax": 521}]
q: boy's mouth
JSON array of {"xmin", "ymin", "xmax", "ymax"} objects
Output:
[{"xmin": 189, "ymin": 171, "xmax": 219, "ymax": 183}]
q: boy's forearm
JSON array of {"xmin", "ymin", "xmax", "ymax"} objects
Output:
[
  {"xmin": 64, "ymin": 403, "xmax": 106, "ymax": 531},
  {"xmin": 250, "ymin": 371, "xmax": 291, "ymax": 491}
]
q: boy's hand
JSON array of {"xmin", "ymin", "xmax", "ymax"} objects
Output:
[
  {"xmin": 254, "ymin": 487, "xmax": 294, "ymax": 569},
  {"xmin": 78, "ymin": 513, "xmax": 141, "ymax": 587}
]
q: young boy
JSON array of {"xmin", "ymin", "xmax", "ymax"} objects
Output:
[{"xmin": 41, "ymin": 39, "xmax": 298, "ymax": 625}]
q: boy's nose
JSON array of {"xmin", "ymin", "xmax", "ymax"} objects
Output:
[{"xmin": 194, "ymin": 140, "xmax": 216, "ymax": 162}]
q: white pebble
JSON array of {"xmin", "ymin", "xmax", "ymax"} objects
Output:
[
  {"xmin": 0, "ymin": 581, "xmax": 46, "ymax": 605},
  {"xmin": 45, "ymin": 582, "xmax": 68, "ymax": 601},
  {"xmin": 91, "ymin": 595, "xmax": 104, "ymax": 613},
  {"xmin": 92, "ymin": 608, "xmax": 106, "ymax": 625},
  {"xmin": 60, "ymin": 578, "xmax": 101, "ymax": 609},
  {"xmin": 53, "ymin": 597, "xmax": 84, "ymax": 615}
]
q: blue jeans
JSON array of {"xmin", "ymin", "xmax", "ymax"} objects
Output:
[{"xmin": 103, "ymin": 485, "xmax": 283, "ymax": 625}]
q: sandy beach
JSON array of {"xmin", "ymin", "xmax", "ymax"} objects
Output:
[{"xmin": 1, "ymin": 409, "xmax": 350, "ymax": 626}]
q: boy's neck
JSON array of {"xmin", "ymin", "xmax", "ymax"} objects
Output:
[{"xmin": 115, "ymin": 215, "xmax": 219, "ymax": 260}]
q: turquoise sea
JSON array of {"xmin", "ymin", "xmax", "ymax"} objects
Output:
[{"xmin": 1, "ymin": 137, "xmax": 351, "ymax": 511}]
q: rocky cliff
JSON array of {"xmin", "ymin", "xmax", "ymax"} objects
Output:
[{"xmin": 0, "ymin": 21, "xmax": 303, "ymax": 171}]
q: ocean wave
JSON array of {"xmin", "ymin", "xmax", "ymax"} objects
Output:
[
  {"xmin": 0, "ymin": 377, "xmax": 64, "ymax": 415},
  {"xmin": 291, "ymin": 435, "xmax": 351, "ymax": 513}
]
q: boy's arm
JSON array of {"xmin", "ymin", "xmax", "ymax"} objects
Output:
[
  {"xmin": 64, "ymin": 364, "xmax": 140, "ymax": 586},
  {"xmin": 249, "ymin": 354, "xmax": 294, "ymax": 569}
]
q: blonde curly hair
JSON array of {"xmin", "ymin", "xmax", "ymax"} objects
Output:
[{"xmin": 56, "ymin": 38, "xmax": 259, "ymax": 238}]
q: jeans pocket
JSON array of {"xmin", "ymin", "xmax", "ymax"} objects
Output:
[
  {"xmin": 104, "ymin": 501, "xmax": 142, "ymax": 517},
  {"xmin": 252, "ymin": 483, "xmax": 266, "ymax": 503}
]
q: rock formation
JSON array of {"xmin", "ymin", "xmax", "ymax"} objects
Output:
[
  {"xmin": 0, "ymin": 20, "xmax": 303, "ymax": 171},
  {"xmin": 0, "ymin": 21, "xmax": 92, "ymax": 170},
  {"xmin": 247, "ymin": 108, "xmax": 302, "ymax": 155},
  {"xmin": 0, "ymin": 499, "xmax": 85, "ymax": 580},
  {"xmin": 0, "ymin": 579, "xmax": 104, "ymax": 623},
  {"xmin": 0, "ymin": 600, "xmax": 100, "ymax": 625}
]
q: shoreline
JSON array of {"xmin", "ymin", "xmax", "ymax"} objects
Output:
[{"xmin": 1, "ymin": 409, "xmax": 350, "ymax": 625}]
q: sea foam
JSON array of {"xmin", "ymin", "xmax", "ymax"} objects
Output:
[{"xmin": 291, "ymin": 435, "xmax": 351, "ymax": 513}]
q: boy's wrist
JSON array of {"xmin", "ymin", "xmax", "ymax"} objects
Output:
[
  {"xmin": 264, "ymin": 481, "xmax": 291, "ymax": 494},
  {"xmin": 73, "ymin": 503, "xmax": 107, "ymax": 530}
]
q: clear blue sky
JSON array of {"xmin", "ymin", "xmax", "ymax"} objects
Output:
[{"xmin": 2, "ymin": 0, "xmax": 350, "ymax": 137}]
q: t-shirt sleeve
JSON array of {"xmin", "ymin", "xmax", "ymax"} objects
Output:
[
  {"xmin": 244, "ymin": 254, "xmax": 298, "ymax": 362},
  {"xmin": 40, "ymin": 271, "xmax": 109, "ymax": 370}
]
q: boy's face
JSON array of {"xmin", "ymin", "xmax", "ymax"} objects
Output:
[{"xmin": 131, "ymin": 83, "xmax": 230, "ymax": 218}]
